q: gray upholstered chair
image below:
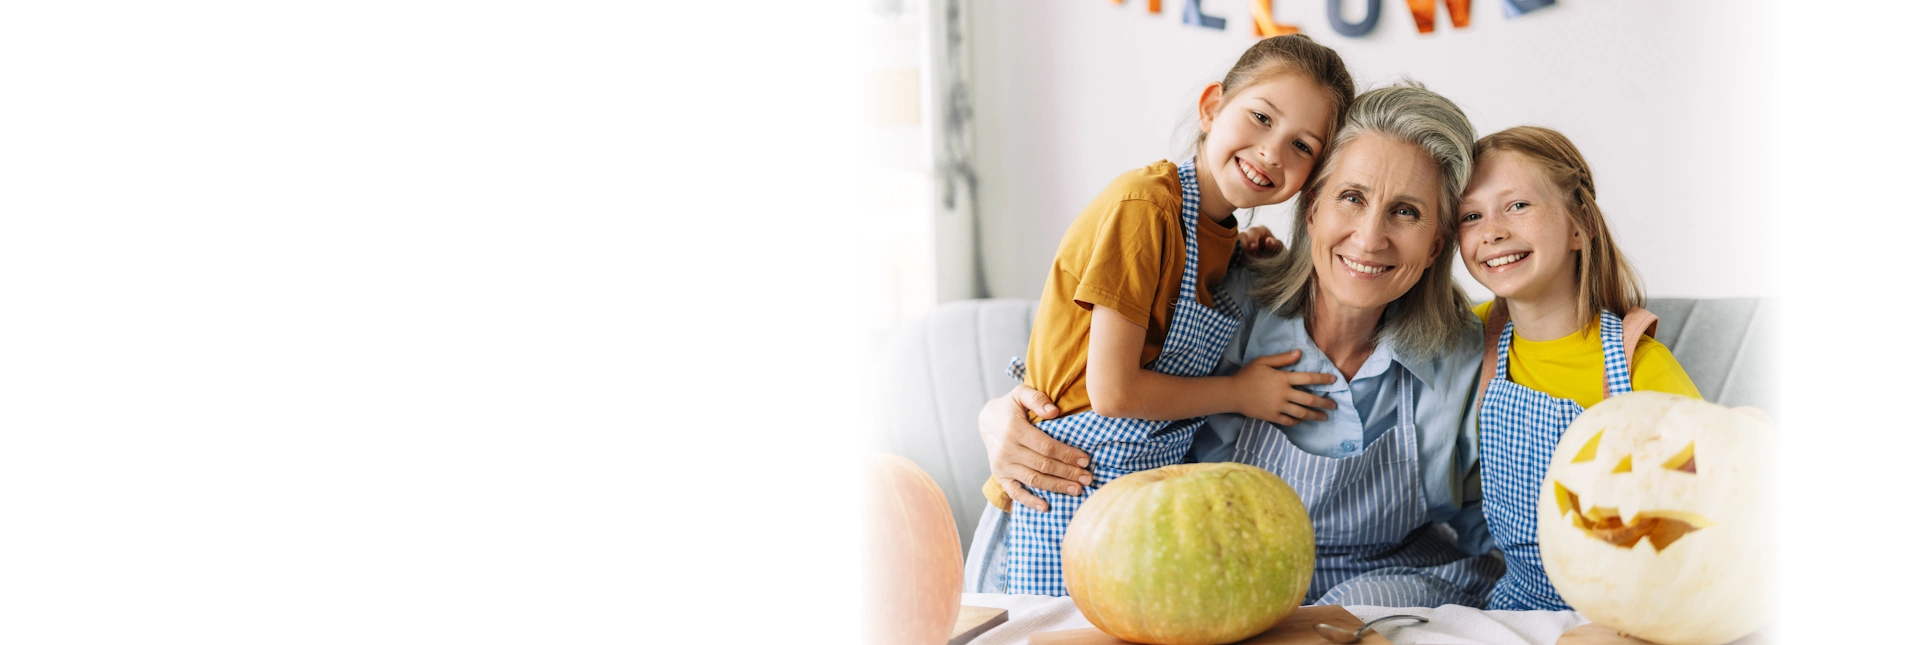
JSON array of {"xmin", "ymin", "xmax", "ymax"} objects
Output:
[{"xmin": 877, "ymin": 298, "xmax": 1775, "ymax": 553}]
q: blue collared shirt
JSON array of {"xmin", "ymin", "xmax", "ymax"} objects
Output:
[{"xmin": 1188, "ymin": 269, "xmax": 1493, "ymax": 554}]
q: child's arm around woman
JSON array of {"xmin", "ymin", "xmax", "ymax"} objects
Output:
[{"xmin": 1086, "ymin": 304, "xmax": 1334, "ymax": 423}]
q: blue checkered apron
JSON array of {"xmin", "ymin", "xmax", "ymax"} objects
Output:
[
  {"xmin": 1480, "ymin": 310, "xmax": 1633, "ymax": 610},
  {"xmin": 997, "ymin": 158, "xmax": 1243, "ymax": 596},
  {"xmin": 1234, "ymin": 368, "xmax": 1502, "ymax": 607}
]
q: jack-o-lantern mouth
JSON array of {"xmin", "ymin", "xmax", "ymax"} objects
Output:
[
  {"xmin": 1552, "ymin": 482, "xmax": 1712, "ymax": 552},
  {"xmin": 1555, "ymin": 432, "xmax": 1716, "ymax": 551}
]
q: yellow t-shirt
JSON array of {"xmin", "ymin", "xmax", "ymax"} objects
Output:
[
  {"xmin": 982, "ymin": 160, "xmax": 1238, "ymax": 513},
  {"xmin": 1473, "ymin": 301, "xmax": 1701, "ymax": 408}
]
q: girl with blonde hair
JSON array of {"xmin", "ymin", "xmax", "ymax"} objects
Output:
[{"xmin": 1456, "ymin": 125, "xmax": 1702, "ymax": 611}]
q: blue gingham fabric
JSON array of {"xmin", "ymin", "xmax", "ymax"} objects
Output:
[
  {"xmin": 1480, "ymin": 310, "xmax": 1632, "ymax": 611},
  {"xmin": 1000, "ymin": 158, "xmax": 1243, "ymax": 596},
  {"xmin": 1234, "ymin": 368, "xmax": 1502, "ymax": 608}
]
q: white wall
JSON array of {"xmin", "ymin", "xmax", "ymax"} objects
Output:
[{"xmin": 967, "ymin": 0, "xmax": 1771, "ymax": 302}]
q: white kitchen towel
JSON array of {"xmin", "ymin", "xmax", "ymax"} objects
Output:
[
  {"xmin": 955, "ymin": 594, "xmax": 1589, "ymax": 645},
  {"xmin": 1345, "ymin": 604, "xmax": 1589, "ymax": 645},
  {"xmin": 959, "ymin": 593, "xmax": 1095, "ymax": 645}
]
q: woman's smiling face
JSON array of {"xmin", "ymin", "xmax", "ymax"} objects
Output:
[
  {"xmin": 1307, "ymin": 132, "xmax": 1447, "ymax": 314},
  {"xmin": 1198, "ymin": 72, "xmax": 1334, "ymax": 216},
  {"xmin": 1457, "ymin": 149, "xmax": 1582, "ymax": 302}
]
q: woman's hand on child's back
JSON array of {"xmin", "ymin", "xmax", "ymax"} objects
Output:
[
  {"xmin": 1238, "ymin": 225, "xmax": 1284, "ymax": 259},
  {"xmin": 1231, "ymin": 349, "xmax": 1338, "ymax": 426},
  {"xmin": 980, "ymin": 385, "xmax": 1093, "ymax": 512}
]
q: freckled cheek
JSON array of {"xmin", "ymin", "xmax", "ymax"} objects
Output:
[{"xmin": 1461, "ymin": 242, "xmax": 1486, "ymax": 272}]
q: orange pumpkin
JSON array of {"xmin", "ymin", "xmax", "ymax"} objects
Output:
[{"xmin": 866, "ymin": 453, "xmax": 964, "ymax": 645}]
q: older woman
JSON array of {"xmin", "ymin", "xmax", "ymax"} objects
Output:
[{"xmin": 966, "ymin": 83, "xmax": 1501, "ymax": 608}]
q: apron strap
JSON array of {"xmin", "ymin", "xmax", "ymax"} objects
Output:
[
  {"xmin": 1396, "ymin": 363, "xmax": 1420, "ymax": 468},
  {"xmin": 1172, "ymin": 157, "xmax": 1241, "ymax": 321},
  {"xmin": 1476, "ymin": 301, "xmax": 1508, "ymax": 403},
  {"xmin": 1618, "ymin": 307, "xmax": 1657, "ymax": 375},
  {"xmin": 1174, "ymin": 158, "xmax": 1204, "ymax": 305},
  {"xmin": 1606, "ymin": 307, "xmax": 1658, "ymax": 399}
]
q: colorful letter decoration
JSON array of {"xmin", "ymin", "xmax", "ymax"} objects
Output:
[
  {"xmin": 1252, "ymin": 0, "xmax": 1301, "ymax": 36},
  {"xmin": 1406, "ymin": 0, "xmax": 1470, "ymax": 33},
  {"xmin": 1185, "ymin": 0, "xmax": 1227, "ymax": 29},
  {"xmin": 1112, "ymin": 0, "xmax": 1165, "ymax": 13},
  {"xmin": 1101, "ymin": 0, "xmax": 1534, "ymax": 36},
  {"xmin": 1502, "ymin": 0, "xmax": 1551, "ymax": 18},
  {"xmin": 1326, "ymin": 0, "xmax": 1381, "ymax": 37}
]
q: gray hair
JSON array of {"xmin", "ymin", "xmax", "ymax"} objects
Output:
[{"xmin": 1245, "ymin": 81, "xmax": 1479, "ymax": 360}]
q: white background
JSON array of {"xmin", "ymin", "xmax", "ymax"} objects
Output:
[
  {"xmin": 0, "ymin": 1, "xmax": 1910, "ymax": 643},
  {"xmin": 0, "ymin": 2, "xmax": 866, "ymax": 642},
  {"xmin": 967, "ymin": 0, "xmax": 1771, "ymax": 303}
]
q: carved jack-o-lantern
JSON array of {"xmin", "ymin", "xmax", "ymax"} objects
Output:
[{"xmin": 1537, "ymin": 392, "xmax": 1774, "ymax": 645}]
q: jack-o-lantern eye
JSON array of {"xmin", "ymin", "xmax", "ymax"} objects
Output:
[
  {"xmin": 1570, "ymin": 430, "xmax": 1604, "ymax": 463},
  {"xmin": 1662, "ymin": 441, "xmax": 1697, "ymax": 473}
]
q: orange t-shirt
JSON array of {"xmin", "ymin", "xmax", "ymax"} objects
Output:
[
  {"xmin": 984, "ymin": 161, "xmax": 1238, "ymax": 512},
  {"xmin": 1024, "ymin": 160, "xmax": 1239, "ymax": 420}
]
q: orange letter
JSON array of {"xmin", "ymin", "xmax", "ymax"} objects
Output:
[
  {"xmin": 1406, "ymin": 0, "xmax": 1469, "ymax": 33},
  {"xmin": 1252, "ymin": 0, "xmax": 1301, "ymax": 36},
  {"xmin": 1112, "ymin": 0, "xmax": 1165, "ymax": 13}
]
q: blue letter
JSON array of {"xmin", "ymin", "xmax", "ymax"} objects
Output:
[
  {"xmin": 1185, "ymin": 0, "xmax": 1227, "ymax": 29},
  {"xmin": 1327, "ymin": 0, "xmax": 1381, "ymax": 37},
  {"xmin": 1502, "ymin": 0, "xmax": 1552, "ymax": 18}
]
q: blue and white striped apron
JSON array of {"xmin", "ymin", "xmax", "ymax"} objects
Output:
[
  {"xmin": 1235, "ymin": 368, "xmax": 1502, "ymax": 608},
  {"xmin": 996, "ymin": 158, "xmax": 1243, "ymax": 596},
  {"xmin": 1480, "ymin": 310, "xmax": 1633, "ymax": 611}
]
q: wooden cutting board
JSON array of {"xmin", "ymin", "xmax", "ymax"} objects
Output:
[
  {"xmin": 951, "ymin": 605, "xmax": 1011, "ymax": 645},
  {"xmin": 1556, "ymin": 625, "xmax": 1770, "ymax": 645},
  {"xmin": 1029, "ymin": 605, "xmax": 1388, "ymax": 645}
]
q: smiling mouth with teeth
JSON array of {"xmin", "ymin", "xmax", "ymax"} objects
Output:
[
  {"xmin": 1339, "ymin": 255, "xmax": 1389, "ymax": 275},
  {"xmin": 1236, "ymin": 158, "xmax": 1272, "ymax": 188},
  {"xmin": 1485, "ymin": 252, "xmax": 1530, "ymax": 268}
]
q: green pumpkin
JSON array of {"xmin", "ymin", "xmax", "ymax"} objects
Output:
[{"xmin": 1062, "ymin": 462, "xmax": 1315, "ymax": 645}]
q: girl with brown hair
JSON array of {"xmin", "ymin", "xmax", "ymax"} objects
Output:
[{"xmin": 985, "ymin": 33, "xmax": 1357, "ymax": 597}]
